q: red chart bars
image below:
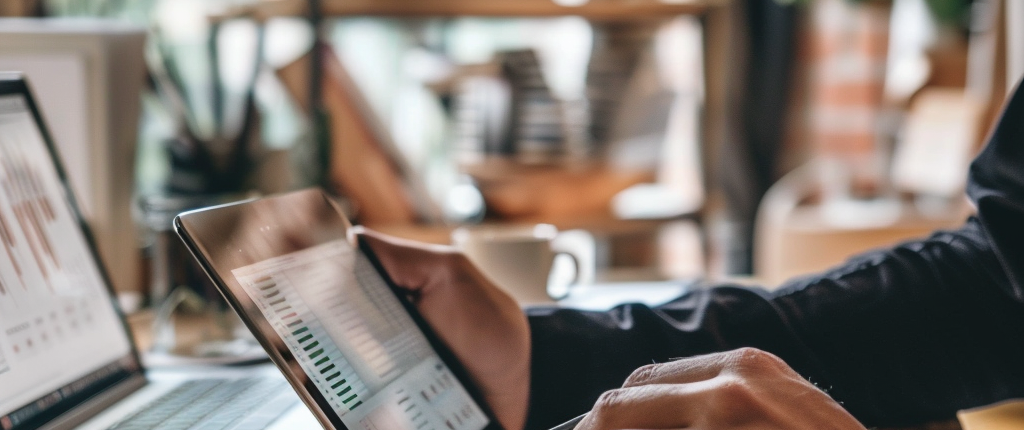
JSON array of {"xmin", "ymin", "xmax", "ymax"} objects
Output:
[{"xmin": 0, "ymin": 136, "xmax": 60, "ymax": 291}]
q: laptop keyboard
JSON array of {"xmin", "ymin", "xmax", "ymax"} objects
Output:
[{"xmin": 106, "ymin": 378, "xmax": 298, "ymax": 430}]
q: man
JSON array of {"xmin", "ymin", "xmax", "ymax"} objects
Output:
[{"xmin": 357, "ymin": 84, "xmax": 1024, "ymax": 430}]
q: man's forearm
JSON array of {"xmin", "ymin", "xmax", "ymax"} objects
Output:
[{"xmin": 525, "ymin": 219, "xmax": 1024, "ymax": 430}]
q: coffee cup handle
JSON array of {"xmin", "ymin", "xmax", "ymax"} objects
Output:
[{"xmin": 547, "ymin": 251, "xmax": 581, "ymax": 301}]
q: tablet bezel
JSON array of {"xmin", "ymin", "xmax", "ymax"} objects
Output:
[{"xmin": 174, "ymin": 188, "xmax": 504, "ymax": 430}]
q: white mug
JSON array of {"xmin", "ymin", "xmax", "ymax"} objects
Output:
[{"xmin": 451, "ymin": 224, "xmax": 591, "ymax": 305}]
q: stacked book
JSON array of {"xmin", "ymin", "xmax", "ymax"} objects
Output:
[{"xmin": 452, "ymin": 49, "xmax": 567, "ymax": 163}]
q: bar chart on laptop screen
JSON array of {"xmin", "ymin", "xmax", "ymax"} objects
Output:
[
  {"xmin": 232, "ymin": 240, "xmax": 489, "ymax": 430},
  {"xmin": 0, "ymin": 95, "xmax": 131, "ymax": 416},
  {"xmin": 0, "ymin": 125, "xmax": 61, "ymax": 293}
]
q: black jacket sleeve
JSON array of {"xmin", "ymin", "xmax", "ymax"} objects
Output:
[{"xmin": 524, "ymin": 86, "xmax": 1024, "ymax": 430}]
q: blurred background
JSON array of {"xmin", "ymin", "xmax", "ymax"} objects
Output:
[{"xmin": 0, "ymin": 0, "xmax": 1013, "ymax": 308}]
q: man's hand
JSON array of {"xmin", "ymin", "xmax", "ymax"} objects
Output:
[
  {"xmin": 356, "ymin": 228, "xmax": 531, "ymax": 430},
  {"xmin": 358, "ymin": 230, "xmax": 862, "ymax": 430},
  {"xmin": 577, "ymin": 347, "xmax": 865, "ymax": 430}
]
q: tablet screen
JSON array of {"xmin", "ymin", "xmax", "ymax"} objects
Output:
[
  {"xmin": 231, "ymin": 241, "xmax": 488, "ymax": 430},
  {"xmin": 174, "ymin": 189, "xmax": 495, "ymax": 430}
]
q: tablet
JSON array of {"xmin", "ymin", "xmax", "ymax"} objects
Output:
[{"xmin": 174, "ymin": 188, "xmax": 502, "ymax": 430}]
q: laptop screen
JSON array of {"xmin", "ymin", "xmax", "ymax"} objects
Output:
[{"xmin": 0, "ymin": 90, "xmax": 138, "ymax": 429}]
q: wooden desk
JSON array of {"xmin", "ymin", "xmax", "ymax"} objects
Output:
[
  {"xmin": 959, "ymin": 400, "xmax": 1024, "ymax": 430},
  {"xmin": 211, "ymin": 0, "xmax": 724, "ymax": 22}
]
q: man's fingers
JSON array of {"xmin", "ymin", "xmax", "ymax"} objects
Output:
[
  {"xmin": 353, "ymin": 227, "xmax": 457, "ymax": 293},
  {"xmin": 578, "ymin": 378, "xmax": 741, "ymax": 430},
  {"xmin": 353, "ymin": 226, "xmax": 452, "ymax": 255},
  {"xmin": 622, "ymin": 353, "xmax": 729, "ymax": 388},
  {"xmin": 580, "ymin": 349, "xmax": 863, "ymax": 430},
  {"xmin": 623, "ymin": 348, "xmax": 792, "ymax": 388}
]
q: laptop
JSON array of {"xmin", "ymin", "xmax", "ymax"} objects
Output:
[{"xmin": 0, "ymin": 74, "xmax": 316, "ymax": 430}]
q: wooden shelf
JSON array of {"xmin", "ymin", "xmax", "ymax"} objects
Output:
[
  {"xmin": 457, "ymin": 157, "xmax": 654, "ymax": 220},
  {"xmin": 457, "ymin": 156, "xmax": 605, "ymax": 181},
  {"xmin": 365, "ymin": 216, "xmax": 675, "ymax": 246},
  {"xmin": 211, "ymin": 0, "xmax": 725, "ymax": 22}
]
